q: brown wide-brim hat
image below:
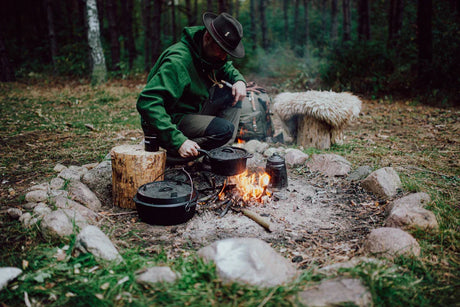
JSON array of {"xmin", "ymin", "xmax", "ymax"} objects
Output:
[{"xmin": 203, "ymin": 12, "xmax": 245, "ymax": 58}]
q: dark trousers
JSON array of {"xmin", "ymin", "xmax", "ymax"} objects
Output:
[{"xmin": 143, "ymin": 86, "xmax": 241, "ymax": 153}]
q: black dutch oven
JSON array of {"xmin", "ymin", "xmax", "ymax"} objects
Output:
[
  {"xmin": 133, "ymin": 170, "xmax": 197, "ymax": 225},
  {"xmin": 198, "ymin": 146, "xmax": 253, "ymax": 176}
]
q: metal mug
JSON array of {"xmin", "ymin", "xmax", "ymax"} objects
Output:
[
  {"xmin": 265, "ymin": 153, "xmax": 288, "ymax": 189},
  {"xmin": 144, "ymin": 134, "xmax": 159, "ymax": 152}
]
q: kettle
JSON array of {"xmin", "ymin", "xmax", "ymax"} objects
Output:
[{"xmin": 265, "ymin": 153, "xmax": 288, "ymax": 189}]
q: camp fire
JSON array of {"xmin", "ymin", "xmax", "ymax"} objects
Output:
[{"xmin": 219, "ymin": 170, "xmax": 271, "ymax": 203}]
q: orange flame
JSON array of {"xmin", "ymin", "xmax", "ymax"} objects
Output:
[{"xmin": 230, "ymin": 170, "xmax": 271, "ymax": 202}]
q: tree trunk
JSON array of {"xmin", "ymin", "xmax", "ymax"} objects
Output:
[
  {"xmin": 44, "ymin": 0, "xmax": 57, "ymax": 73},
  {"xmin": 292, "ymin": 0, "xmax": 300, "ymax": 51},
  {"xmin": 297, "ymin": 116, "xmax": 332, "ymax": 150},
  {"xmin": 106, "ymin": 0, "xmax": 120, "ymax": 71},
  {"xmin": 417, "ymin": 0, "xmax": 433, "ymax": 86},
  {"xmin": 207, "ymin": 0, "xmax": 213, "ymax": 12},
  {"xmin": 259, "ymin": 0, "xmax": 268, "ymax": 50},
  {"xmin": 218, "ymin": 0, "xmax": 227, "ymax": 13},
  {"xmin": 234, "ymin": 0, "xmax": 240, "ymax": 18},
  {"xmin": 358, "ymin": 0, "xmax": 370, "ymax": 40},
  {"xmin": 388, "ymin": 0, "xmax": 404, "ymax": 46},
  {"xmin": 86, "ymin": 0, "xmax": 107, "ymax": 84},
  {"xmin": 342, "ymin": 0, "xmax": 351, "ymax": 42},
  {"xmin": 331, "ymin": 0, "xmax": 338, "ymax": 44},
  {"xmin": 0, "ymin": 34, "xmax": 15, "ymax": 82},
  {"xmin": 171, "ymin": 0, "xmax": 177, "ymax": 42},
  {"xmin": 111, "ymin": 144, "xmax": 166, "ymax": 209},
  {"xmin": 250, "ymin": 0, "xmax": 257, "ymax": 51},
  {"xmin": 321, "ymin": 0, "xmax": 327, "ymax": 44},
  {"xmin": 283, "ymin": 0, "xmax": 289, "ymax": 43},
  {"xmin": 304, "ymin": 0, "xmax": 309, "ymax": 54},
  {"xmin": 185, "ymin": 0, "xmax": 193, "ymax": 25},
  {"xmin": 193, "ymin": 0, "xmax": 198, "ymax": 25},
  {"xmin": 151, "ymin": 0, "xmax": 162, "ymax": 65},
  {"xmin": 143, "ymin": 0, "xmax": 152, "ymax": 71},
  {"xmin": 228, "ymin": 0, "xmax": 234, "ymax": 15},
  {"xmin": 121, "ymin": 0, "xmax": 136, "ymax": 70},
  {"xmin": 96, "ymin": 0, "xmax": 104, "ymax": 36}
]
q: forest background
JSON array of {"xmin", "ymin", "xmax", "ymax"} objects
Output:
[
  {"xmin": 1, "ymin": 0, "xmax": 459, "ymax": 105},
  {"xmin": 0, "ymin": 1, "xmax": 459, "ymax": 305}
]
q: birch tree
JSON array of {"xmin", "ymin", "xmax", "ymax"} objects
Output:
[{"xmin": 86, "ymin": 0, "xmax": 107, "ymax": 84}]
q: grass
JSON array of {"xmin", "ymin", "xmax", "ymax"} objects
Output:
[{"xmin": 1, "ymin": 78, "xmax": 459, "ymax": 306}]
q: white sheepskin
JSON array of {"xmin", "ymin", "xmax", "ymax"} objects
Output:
[{"xmin": 272, "ymin": 91, "xmax": 362, "ymax": 129}]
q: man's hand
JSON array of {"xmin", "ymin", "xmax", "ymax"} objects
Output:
[
  {"xmin": 232, "ymin": 81, "xmax": 246, "ymax": 106},
  {"xmin": 178, "ymin": 139, "xmax": 200, "ymax": 158}
]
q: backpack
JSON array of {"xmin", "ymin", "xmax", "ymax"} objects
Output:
[{"xmin": 237, "ymin": 88, "xmax": 273, "ymax": 141}]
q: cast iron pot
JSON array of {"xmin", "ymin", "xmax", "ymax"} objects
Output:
[
  {"xmin": 133, "ymin": 173, "xmax": 197, "ymax": 225},
  {"xmin": 198, "ymin": 146, "xmax": 253, "ymax": 176}
]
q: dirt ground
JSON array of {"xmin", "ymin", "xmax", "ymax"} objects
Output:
[
  {"xmin": 1, "ymin": 81, "xmax": 459, "ymax": 269},
  {"xmin": 98, "ymin": 149, "xmax": 387, "ymax": 268}
]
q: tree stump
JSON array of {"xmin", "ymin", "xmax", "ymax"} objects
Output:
[
  {"xmin": 111, "ymin": 144, "xmax": 166, "ymax": 209},
  {"xmin": 297, "ymin": 115, "xmax": 334, "ymax": 150}
]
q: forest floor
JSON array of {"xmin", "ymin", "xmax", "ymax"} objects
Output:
[{"xmin": 0, "ymin": 77, "xmax": 458, "ymax": 306}]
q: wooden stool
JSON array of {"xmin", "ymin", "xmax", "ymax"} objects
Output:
[
  {"xmin": 111, "ymin": 144, "xmax": 166, "ymax": 209},
  {"xmin": 272, "ymin": 91, "xmax": 362, "ymax": 149}
]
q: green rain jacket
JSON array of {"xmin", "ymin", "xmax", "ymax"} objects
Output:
[{"xmin": 136, "ymin": 26, "xmax": 246, "ymax": 151}]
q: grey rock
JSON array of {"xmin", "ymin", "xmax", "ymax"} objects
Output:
[
  {"xmin": 298, "ymin": 278, "xmax": 372, "ymax": 307},
  {"xmin": 348, "ymin": 165, "xmax": 373, "ymax": 181},
  {"xmin": 319, "ymin": 257, "xmax": 387, "ymax": 275},
  {"xmin": 0, "ymin": 267, "xmax": 22, "ymax": 290},
  {"xmin": 69, "ymin": 165, "xmax": 88, "ymax": 177},
  {"xmin": 244, "ymin": 140, "xmax": 270, "ymax": 154},
  {"xmin": 81, "ymin": 160, "xmax": 112, "ymax": 206},
  {"xmin": 53, "ymin": 195, "xmax": 98, "ymax": 222},
  {"xmin": 23, "ymin": 202, "xmax": 40, "ymax": 210},
  {"xmin": 75, "ymin": 225, "xmax": 122, "ymax": 262},
  {"xmin": 29, "ymin": 217, "xmax": 40, "ymax": 227},
  {"xmin": 82, "ymin": 162, "xmax": 99, "ymax": 170},
  {"xmin": 53, "ymin": 163, "xmax": 67, "ymax": 172},
  {"xmin": 27, "ymin": 183, "xmax": 50, "ymax": 192},
  {"xmin": 7, "ymin": 208, "xmax": 22, "ymax": 219},
  {"xmin": 33, "ymin": 203, "xmax": 52, "ymax": 218},
  {"xmin": 49, "ymin": 177, "xmax": 65, "ymax": 190},
  {"xmin": 40, "ymin": 209, "xmax": 87, "ymax": 240},
  {"xmin": 362, "ymin": 167, "xmax": 402, "ymax": 199},
  {"xmin": 363, "ymin": 227, "xmax": 420, "ymax": 258},
  {"xmin": 67, "ymin": 180, "xmax": 102, "ymax": 211},
  {"xmin": 263, "ymin": 147, "xmax": 285, "ymax": 158},
  {"xmin": 25, "ymin": 189, "xmax": 48, "ymax": 203},
  {"xmin": 307, "ymin": 154, "xmax": 352, "ymax": 177},
  {"xmin": 19, "ymin": 212, "xmax": 32, "ymax": 227},
  {"xmin": 386, "ymin": 192, "xmax": 431, "ymax": 213},
  {"xmin": 58, "ymin": 168, "xmax": 82, "ymax": 181},
  {"xmin": 284, "ymin": 148, "xmax": 308, "ymax": 166},
  {"xmin": 198, "ymin": 238, "xmax": 298, "ymax": 288},
  {"xmin": 49, "ymin": 189, "xmax": 69, "ymax": 199},
  {"xmin": 135, "ymin": 267, "xmax": 179, "ymax": 285},
  {"xmin": 386, "ymin": 205, "xmax": 438, "ymax": 230}
]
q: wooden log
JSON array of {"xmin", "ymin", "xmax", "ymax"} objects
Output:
[
  {"xmin": 111, "ymin": 144, "xmax": 166, "ymax": 209},
  {"xmin": 296, "ymin": 115, "xmax": 332, "ymax": 149}
]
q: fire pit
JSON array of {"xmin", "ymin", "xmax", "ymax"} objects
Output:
[{"xmin": 119, "ymin": 150, "xmax": 386, "ymax": 267}]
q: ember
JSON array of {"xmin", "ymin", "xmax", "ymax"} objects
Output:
[{"xmin": 227, "ymin": 170, "xmax": 271, "ymax": 203}]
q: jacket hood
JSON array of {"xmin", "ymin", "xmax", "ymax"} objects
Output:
[{"xmin": 181, "ymin": 26, "xmax": 227, "ymax": 70}]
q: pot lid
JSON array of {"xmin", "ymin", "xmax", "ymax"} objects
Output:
[
  {"xmin": 208, "ymin": 146, "xmax": 248, "ymax": 160},
  {"xmin": 267, "ymin": 152, "xmax": 285, "ymax": 165},
  {"xmin": 136, "ymin": 180, "xmax": 193, "ymax": 205}
]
